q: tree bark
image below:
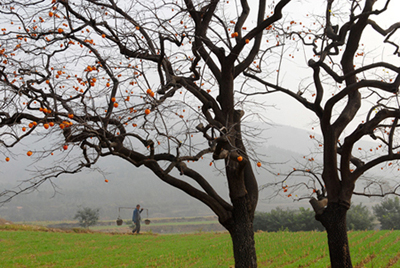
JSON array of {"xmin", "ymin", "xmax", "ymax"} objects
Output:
[
  {"xmin": 223, "ymin": 195, "xmax": 257, "ymax": 268},
  {"xmin": 316, "ymin": 202, "xmax": 352, "ymax": 268}
]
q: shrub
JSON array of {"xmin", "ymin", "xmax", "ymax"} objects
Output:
[
  {"xmin": 346, "ymin": 203, "xmax": 375, "ymax": 231},
  {"xmin": 74, "ymin": 207, "xmax": 100, "ymax": 228},
  {"xmin": 254, "ymin": 203, "xmax": 375, "ymax": 232},
  {"xmin": 373, "ymin": 197, "xmax": 400, "ymax": 230},
  {"xmin": 253, "ymin": 207, "xmax": 323, "ymax": 232}
]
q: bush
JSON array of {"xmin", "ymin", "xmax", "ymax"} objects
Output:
[
  {"xmin": 74, "ymin": 207, "xmax": 100, "ymax": 228},
  {"xmin": 254, "ymin": 203, "xmax": 374, "ymax": 232},
  {"xmin": 347, "ymin": 203, "xmax": 375, "ymax": 231},
  {"xmin": 373, "ymin": 197, "xmax": 400, "ymax": 230},
  {"xmin": 253, "ymin": 207, "xmax": 324, "ymax": 232},
  {"xmin": 294, "ymin": 207, "xmax": 324, "ymax": 232}
]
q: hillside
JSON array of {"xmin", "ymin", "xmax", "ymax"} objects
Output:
[{"xmin": 0, "ymin": 124, "xmax": 386, "ymax": 222}]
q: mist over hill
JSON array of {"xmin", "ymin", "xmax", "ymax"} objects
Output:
[{"xmin": 0, "ymin": 124, "xmax": 388, "ymax": 222}]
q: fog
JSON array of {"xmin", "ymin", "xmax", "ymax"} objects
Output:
[{"xmin": 0, "ymin": 124, "xmax": 387, "ymax": 222}]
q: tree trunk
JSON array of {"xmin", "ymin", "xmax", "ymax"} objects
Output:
[
  {"xmin": 223, "ymin": 196, "xmax": 257, "ymax": 268},
  {"xmin": 316, "ymin": 202, "xmax": 352, "ymax": 268}
]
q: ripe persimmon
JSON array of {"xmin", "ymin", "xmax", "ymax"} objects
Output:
[
  {"xmin": 237, "ymin": 156, "xmax": 243, "ymax": 162},
  {"xmin": 27, "ymin": 151, "xmax": 33, "ymax": 156},
  {"xmin": 63, "ymin": 145, "xmax": 68, "ymax": 150},
  {"xmin": 145, "ymin": 109, "xmax": 151, "ymax": 115}
]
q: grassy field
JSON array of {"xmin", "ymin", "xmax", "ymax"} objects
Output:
[{"xmin": 1, "ymin": 224, "xmax": 400, "ymax": 267}]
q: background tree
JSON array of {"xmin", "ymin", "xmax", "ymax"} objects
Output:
[
  {"xmin": 74, "ymin": 207, "xmax": 100, "ymax": 228},
  {"xmin": 253, "ymin": 203, "xmax": 374, "ymax": 232},
  {"xmin": 373, "ymin": 197, "xmax": 400, "ymax": 230},
  {"xmin": 347, "ymin": 203, "xmax": 375, "ymax": 231},
  {"xmin": 0, "ymin": 0, "xmax": 293, "ymax": 267},
  {"xmin": 253, "ymin": 207, "xmax": 324, "ymax": 232},
  {"xmin": 246, "ymin": 0, "xmax": 400, "ymax": 267}
]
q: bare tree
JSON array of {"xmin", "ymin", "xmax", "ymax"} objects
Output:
[
  {"xmin": 248, "ymin": 0, "xmax": 400, "ymax": 267},
  {"xmin": 0, "ymin": 0, "xmax": 292, "ymax": 267}
]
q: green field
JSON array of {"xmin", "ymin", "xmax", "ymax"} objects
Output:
[{"xmin": 1, "ymin": 224, "xmax": 400, "ymax": 267}]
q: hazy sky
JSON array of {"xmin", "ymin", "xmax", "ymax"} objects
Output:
[{"xmin": 254, "ymin": 0, "xmax": 400, "ymax": 132}]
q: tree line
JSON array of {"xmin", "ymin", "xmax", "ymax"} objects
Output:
[{"xmin": 254, "ymin": 198, "xmax": 400, "ymax": 232}]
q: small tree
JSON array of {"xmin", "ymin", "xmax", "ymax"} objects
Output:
[
  {"xmin": 347, "ymin": 203, "xmax": 375, "ymax": 231},
  {"xmin": 74, "ymin": 207, "xmax": 100, "ymax": 229},
  {"xmin": 373, "ymin": 197, "xmax": 400, "ymax": 230}
]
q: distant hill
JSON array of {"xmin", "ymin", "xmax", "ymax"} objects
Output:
[{"xmin": 0, "ymin": 124, "xmax": 387, "ymax": 222}]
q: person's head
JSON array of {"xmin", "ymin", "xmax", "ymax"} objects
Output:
[{"xmin": 136, "ymin": 204, "xmax": 140, "ymax": 209}]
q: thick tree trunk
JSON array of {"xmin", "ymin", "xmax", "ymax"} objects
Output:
[
  {"xmin": 316, "ymin": 202, "xmax": 352, "ymax": 268},
  {"xmin": 223, "ymin": 196, "xmax": 257, "ymax": 268}
]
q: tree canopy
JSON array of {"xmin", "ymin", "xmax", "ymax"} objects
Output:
[{"xmin": 373, "ymin": 197, "xmax": 400, "ymax": 230}]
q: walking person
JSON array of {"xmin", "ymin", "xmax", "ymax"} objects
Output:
[{"xmin": 132, "ymin": 204, "xmax": 143, "ymax": 234}]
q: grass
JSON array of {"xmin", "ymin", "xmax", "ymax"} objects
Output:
[{"xmin": 1, "ymin": 224, "xmax": 400, "ymax": 267}]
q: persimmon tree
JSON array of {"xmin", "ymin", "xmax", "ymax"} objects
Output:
[
  {"xmin": 248, "ymin": 0, "xmax": 400, "ymax": 267},
  {"xmin": 0, "ymin": 0, "xmax": 292, "ymax": 267}
]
